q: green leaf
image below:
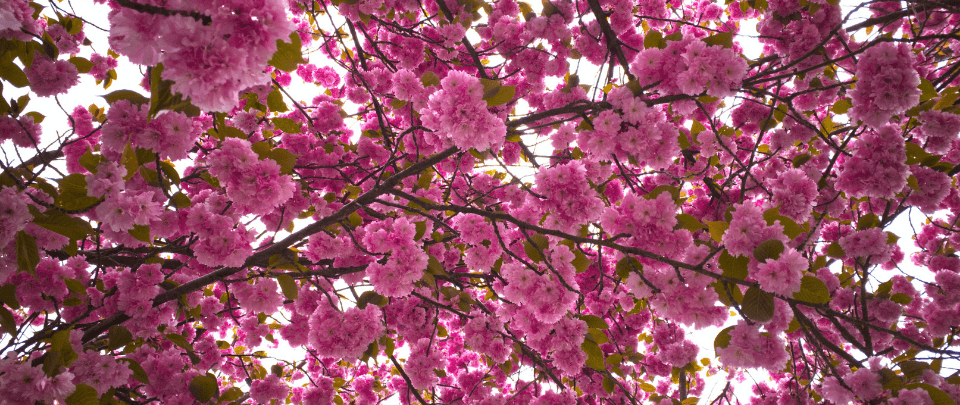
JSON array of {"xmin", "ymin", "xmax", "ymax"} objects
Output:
[
  {"xmin": 792, "ymin": 276, "xmax": 830, "ymax": 304},
  {"xmin": 51, "ymin": 329, "xmax": 78, "ymax": 368},
  {"xmin": 646, "ymin": 185, "xmax": 679, "ymax": 201},
  {"xmin": 826, "ymin": 242, "xmax": 845, "ymax": 258},
  {"xmin": 891, "ymin": 293, "xmax": 913, "ymax": 305},
  {"xmin": 615, "ymin": 256, "xmax": 641, "ymax": 279},
  {"xmin": 935, "ymin": 90, "xmax": 960, "ymax": 111},
  {"xmin": 753, "ymin": 239, "xmax": 784, "ymax": 263},
  {"xmin": 166, "ymin": 333, "xmax": 191, "ymax": 351},
  {"xmin": 128, "ymin": 225, "xmax": 151, "ymax": 243},
  {"xmin": 121, "ymin": 143, "xmax": 139, "ymax": 181},
  {"xmin": 268, "ymin": 32, "xmax": 306, "ymax": 72},
  {"xmin": 267, "ymin": 89, "xmax": 288, "ymax": 112},
  {"xmin": 267, "ymin": 148, "xmax": 297, "ymax": 175},
  {"xmin": 582, "ymin": 340, "xmax": 605, "ymax": 371},
  {"xmin": 189, "ymin": 373, "xmax": 220, "ymax": 403},
  {"xmin": 159, "ymin": 160, "xmax": 181, "ymax": 185},
  {"xmin": 427, "ymin": 254, "xmax": 445, "ymax": 275},
  {"xmin": 78, "ymin": 149, "xmax": 102, "ymax": 173},
  {"xmin": 713, "ymin": 325, "xmax": 734, "ymax": 355},
  {"xmin": 742, "ymin": 286, "xmax": 775, "ymax": 322},
  {"xmin": 32, "ymin": 209, "xmax": 94, "ymax": 240},
  {"xmin": 919, "ymin": 78, "xmax": 938, "ymax": 103},
  {"xmin": 485, "ymin": 85, "xmax": 516, "ymax": 107},
  {"xmin": 219, "ymin": 387, "xmax": 243, "ymax": 403},
  {"xmin": 119, "ymin": 359, "xmax": 150, "ymax": 385},
  {"xmin": 831, "ymin": 98, "xmax": 852, "ymax": 114},
  {"xmin": 905, "ymin": 142, "xmax": 929, "ymax": 165},
  {"xmin": 571, "ymin": 251, "xmax": 591, "ymax": 273},
  {"xmin": 900, "ymin": 360, "xmax": 930, "ymax": 378},
  {"xmin": 0, "ymin": 57, "xmax": 29, "ymax": 87},
  {"xmin": 0, "ymin": 284, "xmax": 19, "ymax": 309},
  {"xmin": 276, "ymin": 274, "xmax": 298, "ymax": 300},
  {"xmin": 16, "ymin": 231, "xmax": 39, "ymax": 276},
  {"xmin": 356, "ymin": 290, "xmax": 384, "ymax": 309},
  {"xmin": 602, "ymin": 375, "xmax": 615, "ymax": 394},
  {"xmin": 581, "ymin": 314, "xmax": 609, "ymax": 329},
  {"xmin": 703, "ymin": 31, "xmax": 733, "ymax": 48},
  {"xmin": 102, "ymin": 90, "xmax": 149, "ymax": 106},
  {"xmin": 273, "ymin": 117, "xmax": 302, "ymax": 134},
  {"xmin": 792, "ymin": 153, "xmax": 812, "ymax": 168},
  {"xmin": 857, "ymin": 213, "xmax": 880, "ymax": 230},
  {"xmin": 644, "ymin": 30, "xmax": 664, "ymax": 49},
  {"xmin": 65, "ymin": 383, "xmax": 98, "ymax": 405},
  {"xmin": 421, "ymin": 71, "xmax": 440, "ymax": 87},
  {"xmin": 68, "ymin": 56, "xmax": 94, "ymax": 74},
  {"xmin": 55, "ymin": 173, "xmax": 100, "ymax": 211},
  {"xmin": 171, "ymin": 192, "xmax": 192, "ymax": 208},
  {"xmin": 108, "ymin": 325, "xmax": 133, "ymax": 350},
  {"xmin": 523, "ymin": 233, "xmax": 548, "ymax": 262},
  {"xmin": 706, "ymin": 221, "xmax": 729, "ymax": 243},
  {"xmin": 0, "ymin": 306, "xmax": 16, "ymax": 335},
  {"xmin": 718, "ymin": 250, "xmax": 748, "ymax": 280},
  {"xmin": 676, "ymin": 213, "xmax": 706, "ymax": 232},
  {"xmin": 64, "ymin": 278, "xmax": 86, "ymax": 294}
]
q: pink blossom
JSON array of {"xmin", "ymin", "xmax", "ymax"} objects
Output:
[{"xmin": 25, "ymin": 52, "xmax": 80, "ymax": 97}]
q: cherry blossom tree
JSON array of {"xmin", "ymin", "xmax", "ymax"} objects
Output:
[{"xmin": 2, "ymin": 0, "xmax": 960, "ymax": 403}]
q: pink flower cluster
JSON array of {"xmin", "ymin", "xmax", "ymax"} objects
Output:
[
  {"xmin": 25, "ymin": 51, "xmax": 79, "ymax": 97},
  {"xmin": 85, "ymin": 159, "xmax": 164, "ymax": 242},
  {"xmin": 918, "ymin": 110, "xmax": 960, "ymax": 154},
  {"xmin": 462, "ymin": 310, "xmax": 512, "ymax": 363},
  {"xmin": 0, "ymin": 187, "xmax": 30, "ymax": 249},
  {"xmin": 185, "ymin": 192, "xmax": 255, "ymax": 267},
  {"xmin": 405, "ymin": 338, "xmax": 449, "ymax": 389},
  {"xmin": 363, "ymin": 217, "xmax": 429, "ymax": 297},
  {"xmin": 819, "ymin": 368, "xmax": 882, "ymax": 403},
  {"xmin": 716, "ymin": 320, "xmax": 788, "ymax": 370},
  {"xmin": 768, "ymin": 168, "xmax": 817, "ymax": 222},
  {"xmin": 452, "ymin": 214, "xmax": 503, "ymax": 272},
  {"xmin": 906, "ymin": 166, "xmax": 951, "ymax": 213},
  {"xmin": 100, "ymin": 100, "xmax": 201, "ymax": 161},
  {"xmin": 0, "ymin": 113, "xmax": 42, "ymax": 147},
  {"xmin": 533, "ymin": 161, "xmax": 605, "ymax": 227},
  {"xmin": 0, "ymin": 354, "xmax": 76, "ymax": 404},
  {"xmin": 206, "ymin": 137, "xmax": 295, "ymax": 215},
  {"xmin": 577, "ymin": 87, "xmax": 680, "ymax": 169},
  {"xmin": 113, "ymin": 263, "xmax": 164, "ymax": 320},
  {"xmin": 601, "ymin": 192, "xmax": 677, "ymax": 241},
  {"xmin": 251, "ymin": 374, "xmax": 290, "ymax": 404},
  {"xmin": 307, "ymin": 303, "xmax": 384, "ymax": 361},
  {"xmin": 0, "ymin": 0, "xmax": 41, "ymax": 41},
  {"xmin": 839, "ymin": 228, "xmax": 895, "ymax": 263},
  {"xmin": 233, "ymin": 279, "xmax": 285, "ymax": 314},
  {"xmin": 722, "ymin": 202, "xmax": 786, "ymax": 257},
  {"xmin": 631, "ymin": 38, "xmax": 748, "ymax": 98},
  {"xmin": 108, "ymin": 0, "xmax": 294, "ymax": 111},
  {"xmin": 753, "ymin": 248, "xmax": 806, "ymax": 296},
  {"xmin": 649, "ymin": 322, "xmax": 699, "ymax": 368},
  {"xmin": 836, "ymin": 124, "xmax": 908, "ymax": 199},
  {"xmin": 849, "ymin": 43, "xmax": 921, "ymax": 128},
  {"xmin": 69, "ymin": 352, "xmax": 133, "ymax": 395},
  {"xmin": 88, "ymin": 53, "xmax": 118, "ymax": 82},
  {"xmin": 500, "ymin": 262, "xmax": 578, "ymax": 324},
  {"xmin": 419, "ymin": 70, "xmax": 507, "ymax": 151}
]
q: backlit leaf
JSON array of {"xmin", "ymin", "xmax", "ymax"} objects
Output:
[{"xmin": 742, "ymin": 286, "xmax": 775, "ymax": 322}]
